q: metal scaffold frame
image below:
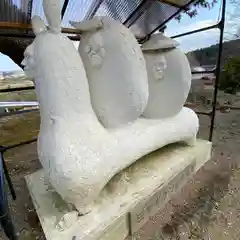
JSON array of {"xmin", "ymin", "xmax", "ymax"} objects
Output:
[{"xmin": 0, "ymin": 0, "xmax": 226, "ymax": 238}]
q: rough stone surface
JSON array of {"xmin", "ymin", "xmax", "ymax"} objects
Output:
[
  {"xmin": 22, "ymin": 0, "xmax": 199, "ymax": 214},
  {"xmin": 1, "ymin": 107, "xmax": 240, "ymax": 240},
  {"xmin": 129, "ymin": 160, "xmax": 196, "ymax": 234},
  {"xmin": 71, "ymin": 17, "xmax": 149, "ymax": 128},
  {"xmin": 25, "ymin": 139, "xmax": 211, "ymax": 240},
  {"xmin": 142, "ymin": 34, "xmax": 192, "ymax": 119}
]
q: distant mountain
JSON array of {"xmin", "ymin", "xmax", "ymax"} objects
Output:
[{"xmin": 187, "ymin": 39, "xmax": 240, "ymax": 67}]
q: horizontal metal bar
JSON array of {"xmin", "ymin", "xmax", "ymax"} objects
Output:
[
  {"xmin": 195, "ymin": 111, "xmax": 212, "ymax": 116},
  {"xmin": 0, "ymin": 86, "xmax": 35, "ymax": 93},
  {"xmin": 221, "ymin": 105, "xmax": 240, "ymax": 110},
  {"xmin": 0, "ymin": 22, "xmax": 32, "ymax": 30},
  {"xmin": 0, "ymin": 108, "xmax": 39, "ymax": 118},
  {"xmin": 1, "ymin": 138, "xmax": 37, "ymax": 153},
  {"xmin": 0, "ymin": 31, "xmax": 80, "ymax": 41},
  {"xmin": 0, "ymin": 101, "xmax": 38, "ymax": 108},
  {"xmin": 191, "ymin": 70, "xmax": 216, "ymax": 74},
  {"xmin": 0, "ymin": 82, "xmax": 34, "ymax": 92},
  {"xmin": 0, "ymin": 22, "xmax": 82, "ymax": 35},
  {"xmin": 140, "ymin": 0, "xmax": 199, "ymax": 43},
  {"xmin": 157, "ymin": 0, "xmax": 184, "ymax": 8},
  {"xmin": 171, "ymin": 23, "xmax": 220, "ymax": 39},
  {"xmin": 0, "ymin": 31, "xmax": 34, "ymax": 38}
]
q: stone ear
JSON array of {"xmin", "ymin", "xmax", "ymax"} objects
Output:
[
  {"xmin": 43, "ymin": 0, "xmax": 61, "ymax": 33},
  {"xmin": 32, "ymin": 16, "xmax": 47, "ymax": 35},
  {"xmin": 70, "ymin": 17, "xmax": 104, "ymax": 33}
]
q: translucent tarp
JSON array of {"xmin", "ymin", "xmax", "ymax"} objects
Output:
[{"xmin": 0, "ymin": 0, "xmax": 189, "ymax": 38}]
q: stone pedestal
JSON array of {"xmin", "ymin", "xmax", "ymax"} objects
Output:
[{"xmin": 25, "ymin": 139, "xmax": 211, "ymax": 240}]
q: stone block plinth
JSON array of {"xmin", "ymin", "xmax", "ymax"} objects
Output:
[{"xmin": 25, "ymin": 139, "xmax": 211, "ymax": 240}]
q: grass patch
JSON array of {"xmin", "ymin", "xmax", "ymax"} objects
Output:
[
  {"xmin": 0, "ymin": 90, "xmax": 37, "ymax": 101},
  {"xmin": 0, "ymin": 112, "xmax": 40, "ymax": 147},
  {"xmin": 0, "ymin": 85, "xmax": 39, "ymax": 157},
  {"xmin": 0, "ymin": 90, "xmax": 39, "ymax": 146}
]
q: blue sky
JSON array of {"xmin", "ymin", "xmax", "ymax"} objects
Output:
[
  {"xmin": 165, "ymin": 0, "xmax": 236, "ymax": 51},
  {"xmin": 0, "ymin": 0, "xmax": 236, "ymax": 71}
]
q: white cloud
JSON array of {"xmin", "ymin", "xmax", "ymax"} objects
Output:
[
  {"xmin": 172, "ymin": 19, "xmax": 218, "ymax": 35},
  {"xmin": 165, "ymin": 19, "xmax": 220, "ymax": 52},
  {"xmin": 164, "ymin": 2, "xmax": 240, "ymax": 52}
]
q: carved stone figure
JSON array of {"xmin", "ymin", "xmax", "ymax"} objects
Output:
[
  {"xmin": 71, "ymin": 17, "xmax": 149, "ymax": 128},
  {"xmin": 22, "ymin": 0, "xmax": 199, "ymax": 216},
  {"xmin": 142, "ymin": 33, "xmax": 192, "ymax": 118}
]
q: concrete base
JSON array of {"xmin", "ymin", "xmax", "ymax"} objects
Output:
[{"xmin": 25, "ymin": 139, "xmax": 212, "ymax": 240}]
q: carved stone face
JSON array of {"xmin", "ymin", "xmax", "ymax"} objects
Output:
[
  {"xmin": 84, "ymin": 33, "xmax": 105, "ymax": 68},
  {"xmin": 152, "ymin": 55, "xmax": 167, "ymax": 81},
  {"xmin": 21, "ymin": 43, "xmax": 36, "ymax": 79}
]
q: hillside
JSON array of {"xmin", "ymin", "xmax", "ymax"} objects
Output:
[{"xmin": 187, "ymin": 39, "xmax": 240, "ymax": 67}]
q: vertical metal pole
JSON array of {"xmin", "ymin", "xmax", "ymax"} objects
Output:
[
  {"xmin": 2, "ymin": 154, "xmax": 16, "ymax": 200},
  {"xmin": 0, "ymin": 147, "xmax": 16, "ymax": 200},
  {"xmin": 61, "ymin": 0, "xmax": 70, "ymax": 19},
  {"xmin": 0, "ymin": 152, "xmax": 18, "ymax": 240},
  {"xmin": 209, "ymin": 0, "xmax": 226, "ymax": 141},
  {"xmin": 123, "ymin": 0, "xmax": 152, "ymax": 27},
  {"xmin": 140, "ymin": 0, "xmax": 199, "ymax": 43},
  {"xmin": 83, "ymin": 0, "xmax": 104, "ymax": 20},
  {"xmin": 27, "ymin": 0, "xmax": 33, "ymax": 23}
]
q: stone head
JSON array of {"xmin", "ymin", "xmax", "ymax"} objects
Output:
[
  {"xmin": 22, "ymin": 0, "xmax": 62, "ymax": 80},
  {"xmin": 70, "ymin": 16, "xmax": 149, "ymax": 128},
  {"xmin": 141, "ymin": 33, "xmax": 179, "ymax": 82},
  {"xmin": 22, "ymin": 16, "xmax": 47, "ymax": 79}
]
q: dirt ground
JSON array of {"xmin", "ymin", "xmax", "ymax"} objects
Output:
[{"xmin": 0, "ymin": 108, "xmax": 239, "ymax": 239}]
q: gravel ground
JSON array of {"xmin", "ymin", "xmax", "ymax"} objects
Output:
[
  {"xmin": 0, "ymin": 109, "xmax": 239, "ymax": 240},
  {"xmin": 153, "ymin": 110, "xmax": 240, "ymax": 240}
]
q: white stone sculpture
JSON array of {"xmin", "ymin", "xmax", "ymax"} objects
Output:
[
  {"xmin": 142, "ymin": 33, "xmax": 192, "ymax": 118},
  {"xmin": 70, "ymin": 17, "xmax": 149, "ymax": 128},
  {"xmin": 22, "ymin": 0, "xmax": 199, "ymax": 216}
]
